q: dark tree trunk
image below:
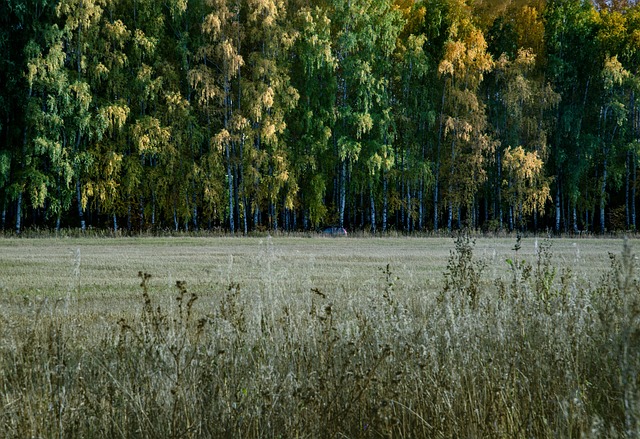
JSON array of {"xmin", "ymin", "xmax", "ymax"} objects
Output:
[
  {"xmin": 339, "ymin": 160, "xmax": 346, "ymax": 228},
  {"xmin": 370, "ymin": 179, "xmax": 376, "ymax": 233},
  {"xmin": 15, "ymin": 192, "xmax": 22, "ymax": 234}
]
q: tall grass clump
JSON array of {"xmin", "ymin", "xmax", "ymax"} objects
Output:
[{"xmin": 0, "ymin": 235, "xmax": 639, "ymax": 437}]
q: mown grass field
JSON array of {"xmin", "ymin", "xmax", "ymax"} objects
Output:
[
  {"xmin": 0, "ymin": 234, "xmax": 638, "ymax": 438},
  {"xmin": 0, "ymin": 235, "xmax": 620, "ymax": 297}
]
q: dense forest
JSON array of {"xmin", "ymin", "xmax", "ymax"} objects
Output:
[{"xmin": 3, "ymin": 0, "xmax": 640, "ymax": 234}]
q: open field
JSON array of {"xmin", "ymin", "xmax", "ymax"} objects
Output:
[
  {"xmin": 0, "ymin": 235, "xmax": 639, "ymax": 437},
  {"xmin": 0, "ymin": 235, "xmax": 623, "ymax": 297}
]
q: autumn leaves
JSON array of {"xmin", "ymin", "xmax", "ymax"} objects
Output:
[{"xmin": 4, "ymin": 0, "xmax": 640, "ymax": 233}]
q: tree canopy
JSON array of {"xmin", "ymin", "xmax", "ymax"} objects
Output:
[{"xmin": 3, "ymin": 0, "xmax": 640, "ymax": 233}]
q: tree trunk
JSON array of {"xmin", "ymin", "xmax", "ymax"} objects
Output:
[
  {"xmin": 418, "ymin": 183, "xmax": 424, "ymax": 231},
  {"xmin": 472, "ymin": 197, "xmax": 477, "ymax": 230},
  {"xmin": 448, "ymin": 134, "xmax": 456, "ymax": 232},
  {"xmin": 151, "ymin": 192, "xmax": 156, "ymax": 228},
  {"xmin": 76, "ymin": 179, "xmax": 86, "ymax": 232},
  {"xmin": 406, "ymin": 181, "xmax": 411, "ymax": 232},
  {"xmin": 174, "ymin": 208, "xmax": 178, "ymax": 232},
  {"xmin": 254, "ymin": 204, "xmax": 259, "ymax": 230},
  {"xmin": 585, "ymin": 208, "xmax": 589, "ymax": 232},
  {"xmin": 138, "ymin": 196, "xmax": 144, "ymax": 231},
  {"xmin": 585, "ymin": 176, "xmax": 591, "ymax": 232},
  {"xmin": 360, "ymin": 189, "xmax": 365, "ymax": 229},
  {"xmin": 243, "ymin": 193, "xmax": 248, "ymax": 235},
  {"xmin": 600, "ymin": 157, "xmax": 608, "ymax": 233},
  {"xmin": 271, "ymin": 201, "xmax": 278, "ymax": 231},
  {"xmin": 434, "ymin": 82, "xmax": 446, "ymax": 232},
  {"xmin": 555, "ymin": 179, "xmax": 561, "ymax": 233},
  {"xmin": 484, "ymin": 196, "xmax": 489, "ymax": 227},
  {"xmin": 497, "ymin": 148, "xmax": 503, "ymax": 229},
  {"xmin": 233, "ymin": 161, "xmax": 240, "ymax": 232},
  {"xmin": 626, "ymin": 150, "xmax": 631, "ymax": 229},
  {"xmin": 226, "ymin": 144, "xmax": 234, "ymax": 234},
  {"xmin": 633, "ymin": 152, "xmax": 637, "ymax": 230},
  {"xmin": 240, "ymin": 137, "xmax": 248, "ymax": 234},
  {"xmin": 339, "ymin": 160, "xmax": 346, "ymax": 227},
  {"xmin": 370, "ymin": 179, "xmax": 376, "ymax": 233},
  {"xmin": 509, "ymin": 204, "xmax": 514, "ymax": 231},
  {"xmin": 15, "ymin": 192, "xmax": 22, "ymax": 234},
  {"xmin": 193, "ymin": 199, "xmax": 198, "ymax": 231},
  {"xmin": 382, "ymin": 171, "xmax": 388, "ymax": 232}
]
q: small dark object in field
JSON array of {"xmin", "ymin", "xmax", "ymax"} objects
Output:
[{"xmin": 321, "ymin": 226, "xmax": 348, "ymax": 237}]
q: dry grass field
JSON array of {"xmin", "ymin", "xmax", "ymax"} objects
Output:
[{"xmin": 0, "ymin": 234, "xmax": 638, "ymax": 437}]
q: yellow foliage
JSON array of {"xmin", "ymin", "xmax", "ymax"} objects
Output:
[
  {"xmin": 439, "ymin": 41, "xmax": 465, "ymax": 76},
  {"xmin": 262, "ymin": 123, "xmax": 277, "ymax": 142},
  {"xmin": 602, "ymin": 55, "xmax": 629, "ymax": 90},
  {"xmin": 100, "ymin": 104, "xmax": 130, "ymax": 133},
  {"xmin": 105, "ymin": 152, "xmax": 123, "ymax": 177},
  {"xmin": 514, "ymin": 48, "xmax": 536, "ymax": 69},
  {"xmin": 26, "ymin": 63, "xmax": 38, "ymax": 88},
  {"xmin": 247, "ymin": 0, "xmax": 279, "ymax": 26},
  {"xmin": 262, "ymin": 86, "xmax": 275, "ymax": 109},
  {"xmin": 368, "ymin": 153, "xmax": 383, "ymax": 176},
  {"xmin": 94, "ymin": 62, "xmax": 109, "ymax": 79},
  {"xmin": 169, "ymin": 0, "xmax": 188, "ymax": 19},
  {"xmin": 439, "ymin": 29, "xmax": 493, "ymax": 84},
  {"xmin": 220, "ymin": 40, "xmax": 244, "ymax": 72},
  {"xmin": 230, "ymin": 115, "xmax": 249, "ymax": 132},
  {"xmin": 504, "ymin": 146, "xmax": 542, "ymax": 180},
  {"xmin": 355, "ymin": 113, "xmax": 373, "ymax": 139},
  {"xmin": 104, "ymin": 20, "xmax": 130, "ymax": 45},
  {"xmin": 202, "ymin": 14, "xmax": 222, "ymax": 38},
  {"xmin": 137, "ymin": 64, "xmax": 153, "ymax": 82},
  {"xmin": 31, "ymin": 183, "xmax": 47, "ymax": 209},
  {"xmin": 69, "ymin": 81, "xmax": 92, "ymax": 110},
  {"xmin": 133, "ymin": 29, "xmax": 157, "ymax": 55},
  {"xmin": 56, "ymin": 0, "xmax": 104, "ymax": 31},
  {"xmin": 133, "ymin": 117, "xmax": 171, "ymax": 154},
  {"xmin": 188, "ymin": 66, "xmax": 222, "ymax": 106},
  {"xmin": 502, "ymin": 145, "xmax": 550, "ymax": 216},
  {"xmin": 165, "ymin": 92, "xmax": 189, "ymax": 114},
  {"xmin": 211, "ymin": 129, "xmax": 231, "ymax": 153},
  {"xmin": 515, "ymin": 6, "xmax": 544, "ymax": 54}
]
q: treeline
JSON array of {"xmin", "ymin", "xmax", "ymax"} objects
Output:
[{"xmin": 2, "ymin": 0, "xmax": 640, "ymax": 234}]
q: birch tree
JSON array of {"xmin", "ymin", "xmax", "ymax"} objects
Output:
[
  {"xmin": 438, "ymin": 25, "xmax": 495, "ymax": 230},
  {"xmin": 243, "ymin": 0, "xmax": 299, "ymax": 231},
  {"xmin": 329, "ymin": 0, "xmax": 403, "ymax": 229},
  {"xmin": 7, "ymin": 0, "xmax": 58, "ymax": 232},
  {"xmin": 190, "ymin": 0, "xmax": 244, "ymax": 233},
  {"xmin": 55, "ymin": 0, "xmax": 106, "ymax": 231},
  {"xmin": 289, "ymin": 4, "xmax": 336, "ymax": 229},
  {"xmin": 394, "ymin": 0, "xmax": 434, "ymax": 231}
]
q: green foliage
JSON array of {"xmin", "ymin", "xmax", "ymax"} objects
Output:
[
  {"xmin": 440, "ymin": 230, "xmax": 486, "ymax": 310},
  {"xmin": 5, "ymin": 0, "xmax": 640, "ymax": 233}
]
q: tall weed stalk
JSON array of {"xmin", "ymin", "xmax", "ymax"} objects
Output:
[{"xmin": 1, "ymin": 238, "xmax": 639, "ymax": 437}]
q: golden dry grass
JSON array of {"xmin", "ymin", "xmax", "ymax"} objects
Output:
[
  {"xmin": 0, "ymin": 235, "xmax": 619, "ymax": 297},
  {"xmin": 0, "ymin": 234, "xmax": 637, "ymax": 438}
]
